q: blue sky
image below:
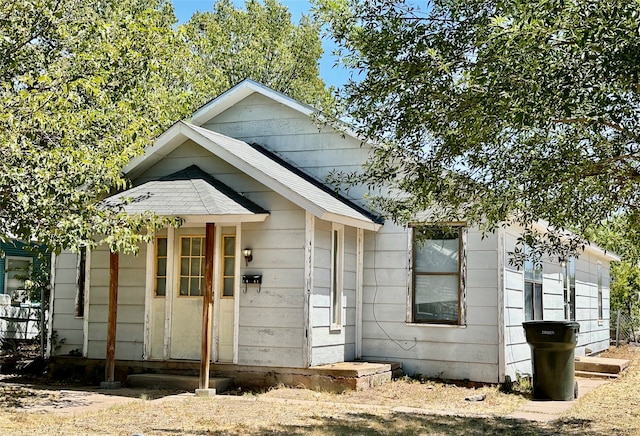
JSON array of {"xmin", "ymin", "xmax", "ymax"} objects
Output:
[{"xmin": 170, "ymin": 0, "xmax": 351, "ymax": 88}]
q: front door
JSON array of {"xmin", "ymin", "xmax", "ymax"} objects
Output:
[
  {"xmin": 170, "ymin": 230, "xmax": 206, "ymax": 360},
  {"xmin": 148, "ymin": 226, "xmax": 237, "ymax": 361}
]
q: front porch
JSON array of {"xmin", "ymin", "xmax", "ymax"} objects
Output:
[{"xmin": 48, "ymin": 356, "xmax": 403, "ymax": 393}]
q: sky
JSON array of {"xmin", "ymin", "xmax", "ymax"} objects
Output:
[{"xmin": 170, "ymin": 0, "xmax": 351, "ymax": 88}]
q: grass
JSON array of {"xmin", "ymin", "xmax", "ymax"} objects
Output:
[{"xmin": 0, "ymin": 346, "xmax": 637, "ymax": 435}]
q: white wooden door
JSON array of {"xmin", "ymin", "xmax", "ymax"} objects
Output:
[{"xmin": 170, "ymin": 231, "xmax": 206, "ymax": 360}]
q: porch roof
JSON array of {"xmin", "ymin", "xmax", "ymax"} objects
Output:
[{"xmin": 103, "ymin": 165, "xmax": 269, "ymax": 223}]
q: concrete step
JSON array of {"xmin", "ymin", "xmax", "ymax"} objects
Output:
[
  {"xmin": 575, "ymin": 356, "xmax": 630, "ymax": 375},
  {"xmin": 126, "ymin": 374, "xmax": 233, "ymax": 393}
]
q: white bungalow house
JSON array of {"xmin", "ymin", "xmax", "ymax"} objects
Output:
[{"xmin": 48, "ymin": 80, "xmax": 617, "ymax": 386}]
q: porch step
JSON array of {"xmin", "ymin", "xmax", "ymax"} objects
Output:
[
  {"xmin": 574, "ymin": 356, "xmax": 630, "ymax": 375},
  {"xmin": 575, "ymin": 370, "xmax": 619, "ymax": 380},
  {"xmin": 126, "ymin": 374, "xmax": 233, "ymax": 393}
]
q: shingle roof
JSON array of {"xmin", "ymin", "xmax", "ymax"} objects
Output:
[
  {"xmin": 181, "ymin": 122, "xmax": 382, "ymax": 230},
  {"xmin": 103, "ymin": 165, "xmax": 268, "ymax": 217}
]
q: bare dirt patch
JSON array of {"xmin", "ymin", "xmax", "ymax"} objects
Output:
[
  {"xmin": 259, "ymin": 376, "xmax": 526, "ymax": 416},
  {"xmin": 0, "ymin": 347, "xmax": 638, "ymax": 435}
]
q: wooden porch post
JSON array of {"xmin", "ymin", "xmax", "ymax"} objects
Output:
[
  {"xmin": 198, "ymin": 223, "xmax": 215, "ymax": 392},
  {"xmin": 102, "ymin": 250, "xmax": 120, "ymax": 388}
]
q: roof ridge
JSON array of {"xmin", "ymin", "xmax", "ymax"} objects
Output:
[{"xmin": 245, "ymin": 143, "xmax": 383, "ymax": 225}]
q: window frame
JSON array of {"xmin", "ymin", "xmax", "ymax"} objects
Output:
[
  {"xmin": 564, "ymin": 257, "xmax": 576, "ymax": 321},
  {"xmin": 330, "ymin": 223, "xmax": 344, "ymax": 331},
  {"xmin": 410, "ymin": 224, "xmax": 466, "ymax": 325},
  {"xmin": 75, "ymin": 247, "xmax": 87, "ymax": 317},
  {"xmin": 177, "ymin": 235, "xmax": 206, "ymax": 297},
  {"xmin": 597, "ymin": 262, "xmax": 603, "ymax": 321},
  {"xmin": 221, "ymin": 234, "xmax": 236, "ymax": 298},
  {"xmin": 154, "ymin": 236, "xmax": 168, "ymax": 297},
  {"xmin": 524, "ymin": 246, "xmax": 543, "ymax": 321}
]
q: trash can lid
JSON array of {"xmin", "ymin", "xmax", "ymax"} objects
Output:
[{"xmin": 523, "ymin": 320, "xmax": 580, "ymax": 330}]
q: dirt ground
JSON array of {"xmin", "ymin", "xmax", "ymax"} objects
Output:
[{"xmin": 0, "ymin": 345, "xmax": 637, "ymax": 435}]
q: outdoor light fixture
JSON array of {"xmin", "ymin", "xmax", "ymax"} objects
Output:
[{"xmin": 243, "ymin": 248, "xmax": 253, "ymax": 266}]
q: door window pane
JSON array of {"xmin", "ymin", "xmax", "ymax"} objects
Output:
[
  {"xmin": 221, "ymin": 236, "xmax": 235, "ymax": 298},
  {"xmin": 223, "ymin": 278, "xmax": 234, "ymax": 297},
  {"xmin": 155, "ymin": 237, "xmax": 167, "ymax": 297},
  {"xmin": 224, "ymin": 237, "xmax": 234, "ymax": 256},
  {"xmin": 178, "ymin": 236, "xmax": 205, "ymax": 297}
]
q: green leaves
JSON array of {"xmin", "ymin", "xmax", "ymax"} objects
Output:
[
  {"xmin": 318, "ymin": 0, "xmax": 640, "ymax": 255},
  {"xmin": 181, "ymin": 0, "xmax": 334, "ymax": 110},
  {"xmin": 0, "ymin": 0, "xmax": 187, "ymax": 254},
  {"xmin": 2, "ymin": 0, "xmax": 333, "ymax": 255}
]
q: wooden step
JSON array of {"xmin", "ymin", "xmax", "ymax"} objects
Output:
[
  {"xmin": 575, "ymin": 370, "xmax": 619, "ymax": 379},
  {"xmin": 575, "ymin": 356, "xmax": 630, "ymax": 375}
]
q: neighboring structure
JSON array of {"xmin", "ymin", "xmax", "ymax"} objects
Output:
[
  {"xmin": 48, "ymin": 80, "xmax": 617, "ymax": 384},
  {"xmin": 0, "ymin": 240, "xmax": 48, "ymax": 340}
]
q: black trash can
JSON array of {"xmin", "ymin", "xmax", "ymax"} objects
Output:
[{"xmin": 522, "ymin": 320, "xmax": 580, "ymax": 401}]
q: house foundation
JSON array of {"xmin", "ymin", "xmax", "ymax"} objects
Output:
[{"xmin": 48, "ymin": 356, "xmax": 403, "ymax": 393}]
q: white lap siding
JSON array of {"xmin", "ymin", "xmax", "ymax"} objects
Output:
[
  {"xmin": 238, "ymin": 195, "xmax": 306, "ymax": 368},
  {"xmin": 86, "ymin": 244, "xmax": 146, "ymax": 360},
  {"xmin": 50, "ymin": 251, "xmax": 84, "ymax": 355},
  {"xmin": 361, "ymin": 224, "xmax": 501, "ymax": 383},
  {"xmin": 202, "ymin": 93, "xmax": 372, "ymax": 203},
  {"xmin": 309, "ymin": 220, "xmax": 357, "ymax": 366},
  {"xmin": 574, "ymin": 253, "xmax": 610, "ymax": 356},
  {"xmin": 502, "ymin": 227, "xmax": 612, "ymax": 381}
]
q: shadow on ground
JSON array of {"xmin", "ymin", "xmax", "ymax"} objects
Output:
[{"xmin": 148, "ymin": 412, "xmax": 609, "ymax": 436}]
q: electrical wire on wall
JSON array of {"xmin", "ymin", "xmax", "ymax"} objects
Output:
[{"xmin": 371, "ymin": 232, "xmax": 417, "ymax": 352}]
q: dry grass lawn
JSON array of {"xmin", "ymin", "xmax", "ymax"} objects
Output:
[{"xmin": 0, "ymin": 345, "xmax": 638, "ymax": 435}]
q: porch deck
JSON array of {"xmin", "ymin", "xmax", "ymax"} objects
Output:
[{"xmin": 49, "ymin": 356, "xmax": 403, "ymax": 393}]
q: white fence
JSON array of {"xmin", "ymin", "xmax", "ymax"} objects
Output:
[{"xmin": 0, "ymin": 305, "xmax": 41, "ymax": 341}]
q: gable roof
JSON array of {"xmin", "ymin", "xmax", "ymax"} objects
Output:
[
  {"xmin": 124, "ymin": 121, "xmax": 382, "ymax": 231},
  {"xmin": 103, "ymin": 165, "xmax": 269, "ymax": 224},
  {"xmin": 188, "ymin": 79, "xmax": 364, "ymax": 142},
  {"xmin": 189, "ymin": 79, "xmax": 316, "ymax": 127}
]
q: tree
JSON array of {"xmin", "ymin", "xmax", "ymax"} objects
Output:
[
  {"xmin": 587, "ymin": 216, "xmax": 640, "ymax": 333},
  {"xmin": 315, "ymin": 0, "xmax": 640, "ymax": 258},
  {"xmin": 1, "ymin": 0, "xmax": 192, "ymax": 254},
  {"xmin": 182, "ymin": 0, "xmax": 333, "ymax": 109},
  {"xmin": 1, "ymin": 0, "xmax": 333, "ymax": 256}
]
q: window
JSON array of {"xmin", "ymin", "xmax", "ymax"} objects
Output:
[
  {"xmin": 178, "ymin": 236, "xmax": 205, "ymax": 296},
  {"xmin": 564, "ymin": 258, "xmax": 576, "ymax": 321},
  {"xmin": 524, "ymin": 247, "xmax": 543, "ymax": 321},
  {"xmin": 222, "ymin": 235, "xmax": 235, "ymax": 297},
  {"xmin": 75, "ymin": 247, "xmax": 87, "ymax": 316},
  {"xmin": 5, "ymin": 256, "xmax": 32, "ymax": 301},
  {"xmin": 597, "ymin": 263, "xmax": 603, "ymax": 320},
  {"xmin": 330, "ymin": 225, "xmax": 344, "ymax": 329},
  {"xmin": 412, "ymin": 225, "xmax": 464, "ymax": 324},
  {"xmin": 155, "ymin": 237, "xmax": 168, "ymax": 297}
]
